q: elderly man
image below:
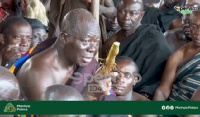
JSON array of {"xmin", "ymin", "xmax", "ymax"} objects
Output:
[
  {"xmin": 16, "ymin": 9, "xmax": 104, "ymax": 100},
  {"xmin": 153, "ymin": 3, "xmax": 200, "ymax": 101},
  {"xmin": 164, "ymin": 0, "xmax": 200, "ymax": 51}
]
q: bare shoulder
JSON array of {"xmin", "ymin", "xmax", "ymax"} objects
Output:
[
  {"xmin": 16, "ymin": 49, "xmax": 53, "ymax": 81},
  {"xmin": 16, "ymin": 53, "xmax": 54, "ymax": 100},
  {"xmin": 168, "ymin": 43, "xmax": 191, "ymax": 65},
  {"xmin": 132, "ymin": 92, "xmax": 150, "ymax": 101},
  {"xmin": 164, "ymin": 29, "xmax": 176, "ymax": 38},
  {"xmin": 164, "ymin": 29, "xmax": 182, "ymax": 40}
]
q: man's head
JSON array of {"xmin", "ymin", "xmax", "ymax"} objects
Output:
[
  {"xmin": 43, "ymin": 85, "xmax": 84, "ymax": 101},
  {"xmin": 117, "ymin": 0, "xmax": 145, "ymax": 32},
  {"xmin": 25, "ymin": 18, "xmax": 48, "ymax": 47},
  {"xmin": 0, "ymin": 16, "xmax": 32, "ymax": 54},
  {"xmin": 112, "ymin": 56, "xmax": 139, "ymax": 96},
  {"xmin": 0, "ymin": 66, "xmax": 20, "ymax": 100},
  {"xmin": 106, "ymin": 0, "xmax": 121, "ymax": 32},
  {"xmin": 41, "ymin": 85, "xmax": 85, "ymax": 117},
  {"xmin": 182, "ymin": 1, "xmax": 200, "ymax": 39},
  {"xmin": 58, "ymin": 9, "xmax": 100, "ymax": 67},
  {"xmin": 188, "ymin": 6, "xmax": 200, "ymax": 47},
  {"xmin": 164, "ymin": 0, "xmax": 180, "ymax": 8}
]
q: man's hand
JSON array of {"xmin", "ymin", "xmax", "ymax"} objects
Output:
[
  {"xmin": 1, "ymin": 45, "xmax": 21, "ymax": 66},
  {"xmin": 83, "ymin": 69, "xmax": 112, "ymax": 100}
]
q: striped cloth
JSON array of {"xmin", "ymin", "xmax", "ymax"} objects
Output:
[
  {"xmin": 169, "ymin": 53, "xmax": 200, "ymax": 101},
  {"xmin": 9, "ymin": 46, "xmax": 37, "ymax": 117},
  {"xmin": 15, "ymin": 115, "xmax": 37, "ymax": 117},
  {"xmin": 9, "ymin": 46, "xmax": 36, "ymax": 73}
]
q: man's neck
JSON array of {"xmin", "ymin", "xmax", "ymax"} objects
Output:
[
  {"xmin": 179, "ymin": 34, "xmax": 192, "ymax": 43},
  {"xmin": 193, "ymin": 44, "xmax": 200, "ymax": 53},
  {"xmin": 52, "ymin": 45, "xmax": 76, "ymax": 70},
  {"xmin": 117, "ymin": 91, "xmax": 132, "ymax": 101},
  {"xmin": 124, "ymin": 24, "xmax": 141, "ymax": 37}
]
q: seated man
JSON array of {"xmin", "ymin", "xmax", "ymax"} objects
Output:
[
  {"xmin": 102, "ymin": 0, "xmax": 172, "ymax": 99},
  {"xmin": 164, "ymin": 0, "xmax": 200, "ymax": 52},
  {"xmin": 0, "ymin": 16, "xmax": 32, "ymax": 67},
  {"xmin": 24, "ymin": 18, "xmax": 48, "ymax": 48},
  {"xmin": 16, "ymin": 9, "xmax": 103, "ymax": 100},
  {"xmin": 153, "ymin": 6, "xmax": 200, "ymax": 101},
  {"xmin": 164, "ymin": 13, "xmax": 191, "ymax": 52},
  {"xmin": 112, "ymin": 56, "xmax": 148, "ymax": 101}
]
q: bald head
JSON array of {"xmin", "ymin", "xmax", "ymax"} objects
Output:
[
  {"xmin": 0, "ymin": 67, "xmax": 20, "ymax": 100},
  {"xmin": 43, "ymin": 85, "xmax": 84, "ymax": 101},
  {"xmin": 60, "ymin": 8, "xmax": 100, "ymax": 36},
  {"xmin": 116, "ymin": 56, "xmax": 138, "ymax": 72}
]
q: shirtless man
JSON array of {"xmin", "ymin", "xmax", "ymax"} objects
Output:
[
  {"xmin": 0, "ymin": 16, "xmax": 32, "ymax": 67},
  {"xmin": 164, "ymin": 0, "xmax": 200, "ymax": 52},
  {"xmin": 17, "ymin": 9, "xmax": 102, "ymax": 100},
  {"xmin": 112, "ymin": 56, "xmax": 148, "ymax": 101},
  {"xmin": 153, "ymin": 6, "xmax": 200, "ymax": 101}
]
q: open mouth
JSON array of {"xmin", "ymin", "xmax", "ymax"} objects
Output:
[
  {"xmin": 82, "ymin": 56, "xmax": 92, "ymax": 63},
  {"xmin": 113, "ymin": 85, "xmax": 125, "ymax": 90}
]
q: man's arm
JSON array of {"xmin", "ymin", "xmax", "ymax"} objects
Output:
[
  {"xmin": 184, "ymin": 88, "xmax": 200, "ymax": 117},
  {"xmin": 153, "ymin": 50, "xmax": 183, "ymax": 100},
  {"xmin": 100, "ymin": 0, "xmax": 116, "ymax": 19},
  {"xmin": 17, "ymin": 60, "xmax": 53, "ymax": 100},
  {"xmin": 191, "ymin": 87, "xmax": 200, "ymax": 101}
]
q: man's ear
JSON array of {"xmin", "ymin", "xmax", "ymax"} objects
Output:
[
  {"xmin": 132, "ymin": 73, "xmax": 141, "ymax": 86},
  {"xmin": 59, "ymin": 32, "xmax": 68, "ymax": 44},
  {"xmin": 0, "ymin": 33, "xmax": 5, "ymax": 45},
  {"xmin": 140, "ymin": 11, "xmax": 145, "ymax": 18},
  {"xmin": 132, "ymin": 77, "xmax": 138, "ymax": 86}
]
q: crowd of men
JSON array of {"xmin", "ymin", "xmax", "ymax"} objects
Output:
[{"xmin": 0, "ymin": 0, "xmax": 200, "ymax": 117}]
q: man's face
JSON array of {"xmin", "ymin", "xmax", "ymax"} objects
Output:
[
  {"xmin": 106, "ymin": 17, "xmax": 120, "ymax": 31},
  {"xmin": 112, "ymin": 60, "xmax": 138, "ymax": 96},
  {"xmin": 190, "ymin": 12, "xmax": 200, "ymax": 47},
  {"xmin": 117, "ymin": 2, "xmax": 144, "ymax": 31},
  {"xmin": 31, "ymin": 28, "xmax": 47, "ymax": 47},
  {"xmin": 5, "ymin": 23, "xmax": 32, "ymax": 54},
  {"xmin": 182, "ymin": 14, "xmax": 191, "ymax": 39},
  {"xmin": 62, "ymin": 26, "xmax": 100, "ymax": 67}
]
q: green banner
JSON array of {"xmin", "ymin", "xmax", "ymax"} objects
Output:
[{"xmin": 0, "ymin": 101, "xmax": 200, "ymax": 115}]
